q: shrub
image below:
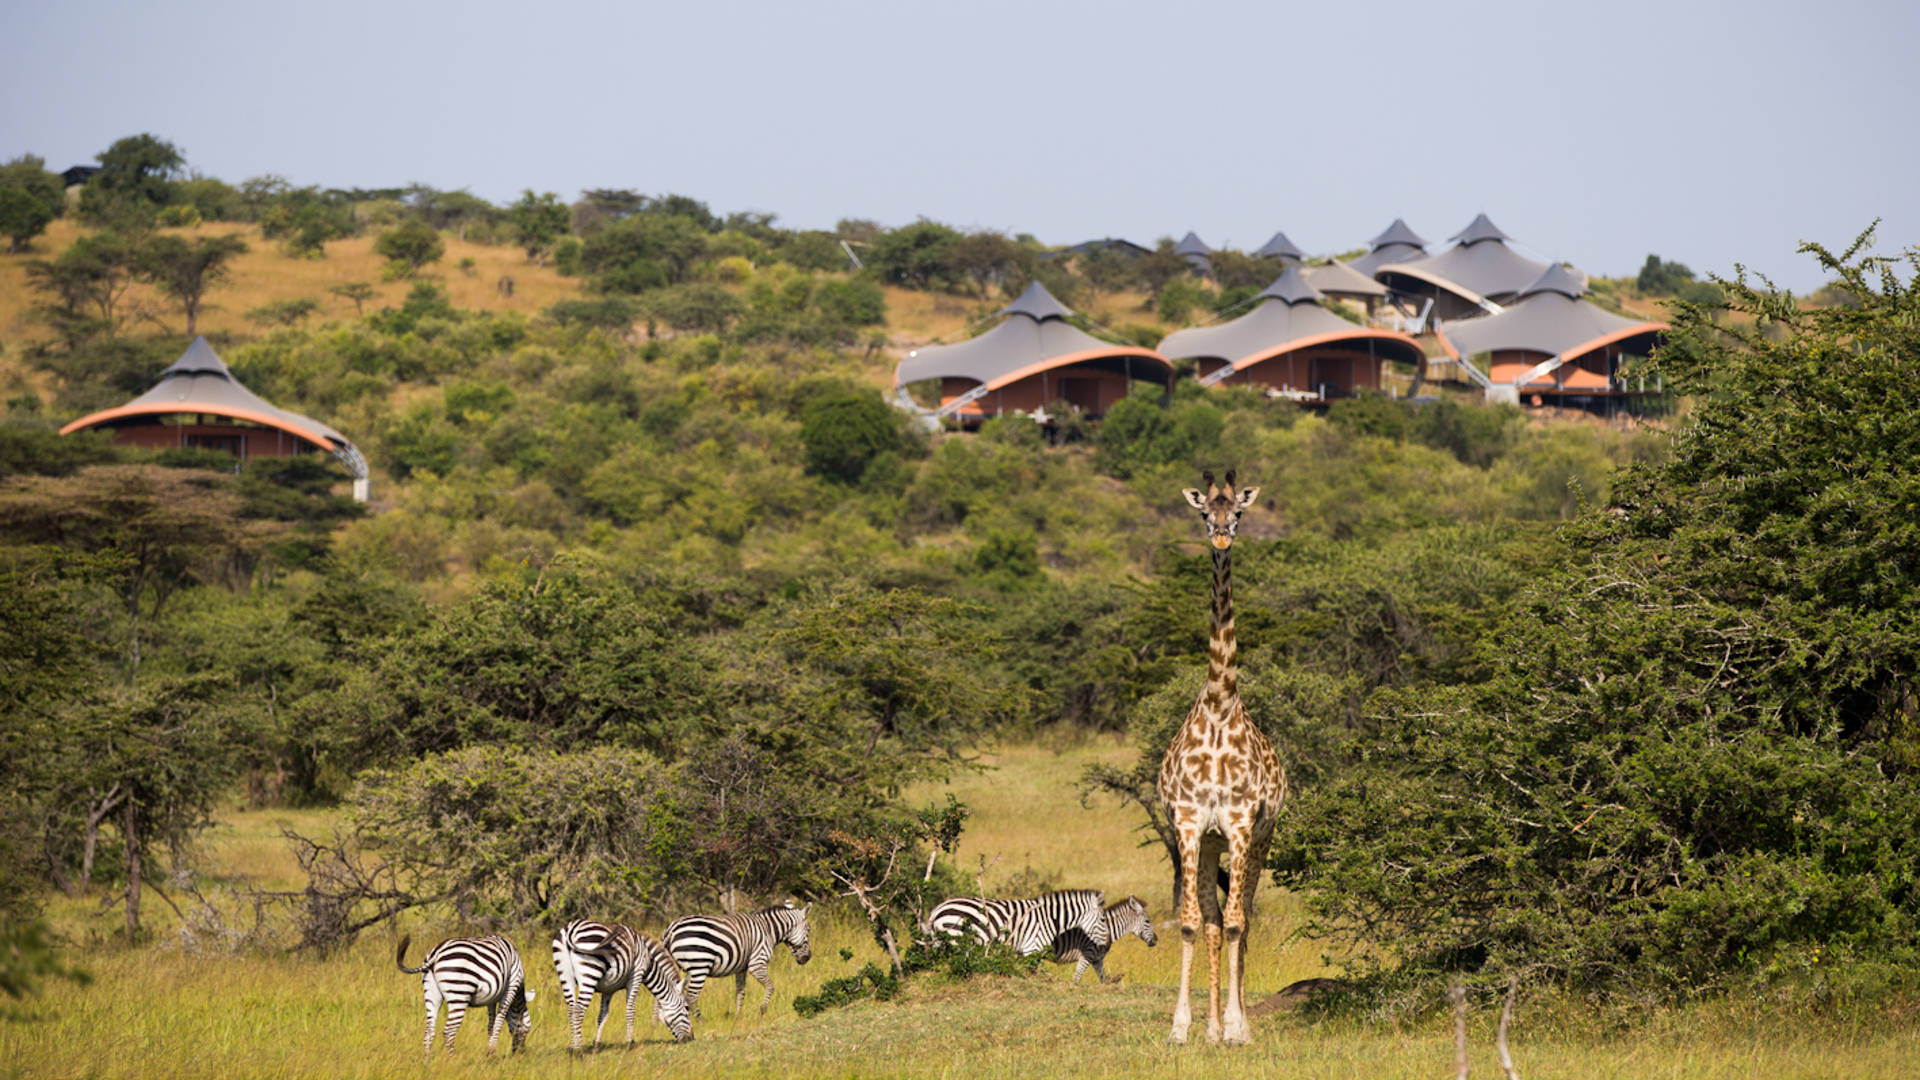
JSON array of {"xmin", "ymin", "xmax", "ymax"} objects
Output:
[
  {"xmin": 372, "ymin": 218, "xmax": 444, "ymax": 276},
  {"xmin": 800, "ymin": 387, "xmax": 903, "ymax": 484}
]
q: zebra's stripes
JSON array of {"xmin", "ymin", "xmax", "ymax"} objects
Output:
[
  {"xmin": 925, "ymin": 889, "xmax": 1107, "ymax": 956},
  {"xmin": 551, "ymin": 920, "xmax": 693, "ymax": 1047},
  {"xmin": 395, "ymin": 933, "xmax": 534, "ymax": 1057},
  {"xmin": 1049, "ymin": 895, "xmax": 1157, "ymax": 983},
  {"xmin": 664, "ymin": 903, "xmax": 812, "ymax": 1016}
]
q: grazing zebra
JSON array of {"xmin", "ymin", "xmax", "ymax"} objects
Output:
[
  {"xmin": 395, "ymin": 933, "xmax": 534, "ymax": 1057},
  {"xmin": 1049, "ymin": 895, "xmax": 1157, "ymax": 983},
  {"xmin": 664, "ymin": 903, "xmax": 812, "ymax": 1017},
  {"xmin": 551, "ymin": 920, "xmax": 692, "ymax": 1047},
  {"xmin": 924, "ymin": 889, "xmax": 1107, "ymax": 956}
]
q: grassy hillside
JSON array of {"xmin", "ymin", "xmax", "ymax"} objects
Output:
[
  {"xmin": 0, "ymin": 220, "xmax": 586, "ymax": 352},
  {"xmin": 3, "ymin": 740, "xmax": 1913, "ymax": 1080}
]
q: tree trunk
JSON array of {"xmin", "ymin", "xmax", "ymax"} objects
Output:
[
  {"xmin": 81, "ymin": 784, "xmax": 124, "ymax": 891},
  {"xmin": 124, "ymin": 801, "xmax": 142, "ymax": 943}
]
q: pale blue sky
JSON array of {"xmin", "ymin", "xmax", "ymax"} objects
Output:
[{"xmin": 3, "ymin": 0, "xmax": 1913, "ymax": 291}]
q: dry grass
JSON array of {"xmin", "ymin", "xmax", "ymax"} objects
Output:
[
  {"xmin": 5, "ymin": 739, "xmax": 1917, "ymax": 1078},
  {"xmin": 0, "ymin": 219, "xmax": 586, "ymax": 350}
]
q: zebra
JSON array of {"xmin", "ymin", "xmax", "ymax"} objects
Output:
[
  {"xmin": 1049, "ymin": 895, "xmax": 1157, "ymax": 983},
  {"xmin": 551, "ymin": 919, "xmax": 693, "ymax": 1047},
  {"xmin": 395, "ymin": 933, "xmax": 534, "ymax": 1058},
  {"xmin": 924, "ymin": 889, "xmax": 1107, "ymax": 956},
  {"xmin": 663, "ymin": 902, "xmax": 812, "ymax": 1017}
]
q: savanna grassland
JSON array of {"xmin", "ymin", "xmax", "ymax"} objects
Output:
[
  {"xmin": 5, "ymin": 142, "xmax": 1920, "ymax": 1080},
  {"xmin": 7, "ymin": 743, "xmax": 1918, "ymax": 1080}
]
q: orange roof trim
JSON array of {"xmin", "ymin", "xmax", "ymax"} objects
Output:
[
  {"xmin": 1231, "ymin": 328, "xmax": 1426, "ymax": 373},
  {"xmin": 60, "ymin": 403, "xmax": 338, "ymax": 451},
  {"xmin": 977, "ymin": 346, "xmax": 1173, "ymax": 394}
]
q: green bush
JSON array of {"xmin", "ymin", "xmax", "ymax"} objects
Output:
[{"xmin": 800, "ymin": 387, "xmax": 905, "ymax": 485}]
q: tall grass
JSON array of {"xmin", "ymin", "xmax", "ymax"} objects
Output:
[{"xmin": 3, "ymin": 741, "xmax": 1916, "ymax": 1079}]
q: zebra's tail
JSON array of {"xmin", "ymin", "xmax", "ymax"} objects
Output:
[{"xmin": 395, "ymin": 933, "xmax": 426, "ymax": 974}]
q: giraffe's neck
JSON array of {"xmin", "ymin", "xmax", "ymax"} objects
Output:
[{"xmin": 1204, "ymin": 546, "xmax": 1237, "ymax": 705}]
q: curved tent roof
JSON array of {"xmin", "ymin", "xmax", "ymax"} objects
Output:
[
  {"xmin": 1375, "ymin": 214, "xmax": 1550, "ymax": 305},
  {"xmin": 1304, "ymin": 259, "xmax": 1389, "ymax": 298},
  {"xmin": 1159, "ymin": 267, "xmax": 1425, "ymax": 373},
  {"xmin": 62, "ymin": 338, "xmax": 364, "ymax": 473},
  {"xmin": 1437, "ymin": 266, "xmax": 1667, "ymax": 369},
  {"xmin": 1348, "ymin": 218, "xmax": 1429, "ymax": 276},
  {"xmin": 893, "ymin": 282, "xmax": 1171, "ymax": 392},
  {"xmin": 1255, "ymin": 231, "xmax": 1304, "ymax": 261}
]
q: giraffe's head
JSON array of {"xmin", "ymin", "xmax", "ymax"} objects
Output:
[{"xmin": 1182, "ymin": 469, "xmax": 1259, "ymax": 551}]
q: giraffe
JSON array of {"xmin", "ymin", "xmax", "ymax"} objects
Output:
[{"xmin": 1159, "ymin": 468, "xmax": 1287, "ymax": 1046}]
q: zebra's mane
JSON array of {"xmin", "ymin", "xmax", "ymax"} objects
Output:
[{"xmin": 1104, "ymin": 895, "xmax": 1146, "ymax": 913}]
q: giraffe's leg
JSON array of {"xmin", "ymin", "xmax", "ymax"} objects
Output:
[
  {"xmin": 752, "ymin": 964, "xmax": 775, "ymax": 1015},
  {"xmin": 733, "ymin": 970, "xmax": 748, "ymax": 1014},
  {"xmin": 1222, "ymin": 832, "xmax": 1256, "ymax": 1045},
  {"xmin": 624, "ymin": 979, "xmax": 640, "ymax": 1046},
  {"xmin": 593, "ymin": 988, "xmax": 613, "ymax": 1047},
  {"xmin": 1198, "ymin": 841, "xmax": 1226, "ymax": 1045},
  {"xmin": 1170, "ymin": 827, "xmax": 1202, "ymax": 1044},
  {"xmin": 442, "ymin": 1000, "xmax": 467, "ymax": 1053}
]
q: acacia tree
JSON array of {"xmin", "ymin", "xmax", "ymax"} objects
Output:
[
  {"xmin": 140, "ymin": 233, "xmax": 249, "ymax": 335},
  {"xmin": 0, "ymin": 466, "xmax": 259, "ymax": 672},
  {"xmin": 26, "ymin": 232, "xmax": 139, "ymax": 343},
  {"xmin": 372, "ymin": 218, "xmax": 444, "ymax": 277},
  {"xmin": 509, "ymin": 190, "xmax": 570, "ymax": 264}
]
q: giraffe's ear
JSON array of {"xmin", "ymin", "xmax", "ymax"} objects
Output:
[
  {"xmin": 1234, "ymin": 486, "xmax": 1260, "ymax": 511},
  {"xmin": 1182, "ymin": 489, "xmax": 1207, "ymax": 511}
]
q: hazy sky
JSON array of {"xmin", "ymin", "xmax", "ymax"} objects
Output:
[{"xmin": 4, "ymin": 0, "xmax": 1913, "ymax": 291}]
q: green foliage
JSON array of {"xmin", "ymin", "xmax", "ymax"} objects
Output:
[
  {"xmin": 508, "ymin": 189, "xmax": 570, "ymax": 263},
  {"xmin": 792, "ymin": 938, "xmax": 1041, "ymax": 1017},
  {"xmin": 551, "ymin": 235, "xmax": 584, "ymax": 275},
  {"xmin": 799, "ymin": 386, "xmax": 909, "ymax": 485},
  {"xmin": 1155, "ymin": 277, "xmax": 1212, "ymax": 324},
  {"xmin": 645, "ymin": 283, "xmax": 745, "ymax": 333},
  {"xmin": 0, "ymin": 154, "xmax": 64, "ymax": 223},
  {"xmin": 372, "ymin": 218, "xmax": 444, "ymax": 276},
  {"xmin": 581, "ymin": 213, "xmax": 707, "ymax": 290},
  {"xmin": 79, "ymin": 134, "xmax": 183, "ymax": 227},
  {"xmin": 171, "ymin": 176, "xmax": 245, "ymax": 221},
  {"xmin": 544, "ymin": 296, "xmax": 636, "ymax": 329},
  {"xmin": 140, "ymin": 233, "xmax": 249, "ymax": 335},
  {"xmin": 315, "ymin": 563, "xmax": 712, "ymax": 766},
  {"xmin": 0, "ymin": 186, "xmax": 56, "ymax": 253},
  {"xmin": 246, "ymin": 297, "xmax": 320, "ymax": 327},
  {"xmin": 1274, "ymin": 230, "xmax": 1920, "ymax": 995},
  {"xmin": 366, "ymin": 281, "xmax": 455, "ymax": 336},
  {"xmin": 1636, "ymin": 253, "xmax": 1694, "ymax": 295},
  {"xmin": 867, "ymin": 220, "xmax": 964, "ymax": 290},
  {"xmin": 26, "ymin": 231, "xmax": 140, "ymax": 344},
  {"xmin": 1095, "ymin": 392, "xmax": 1222, "ymax": 478}
]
